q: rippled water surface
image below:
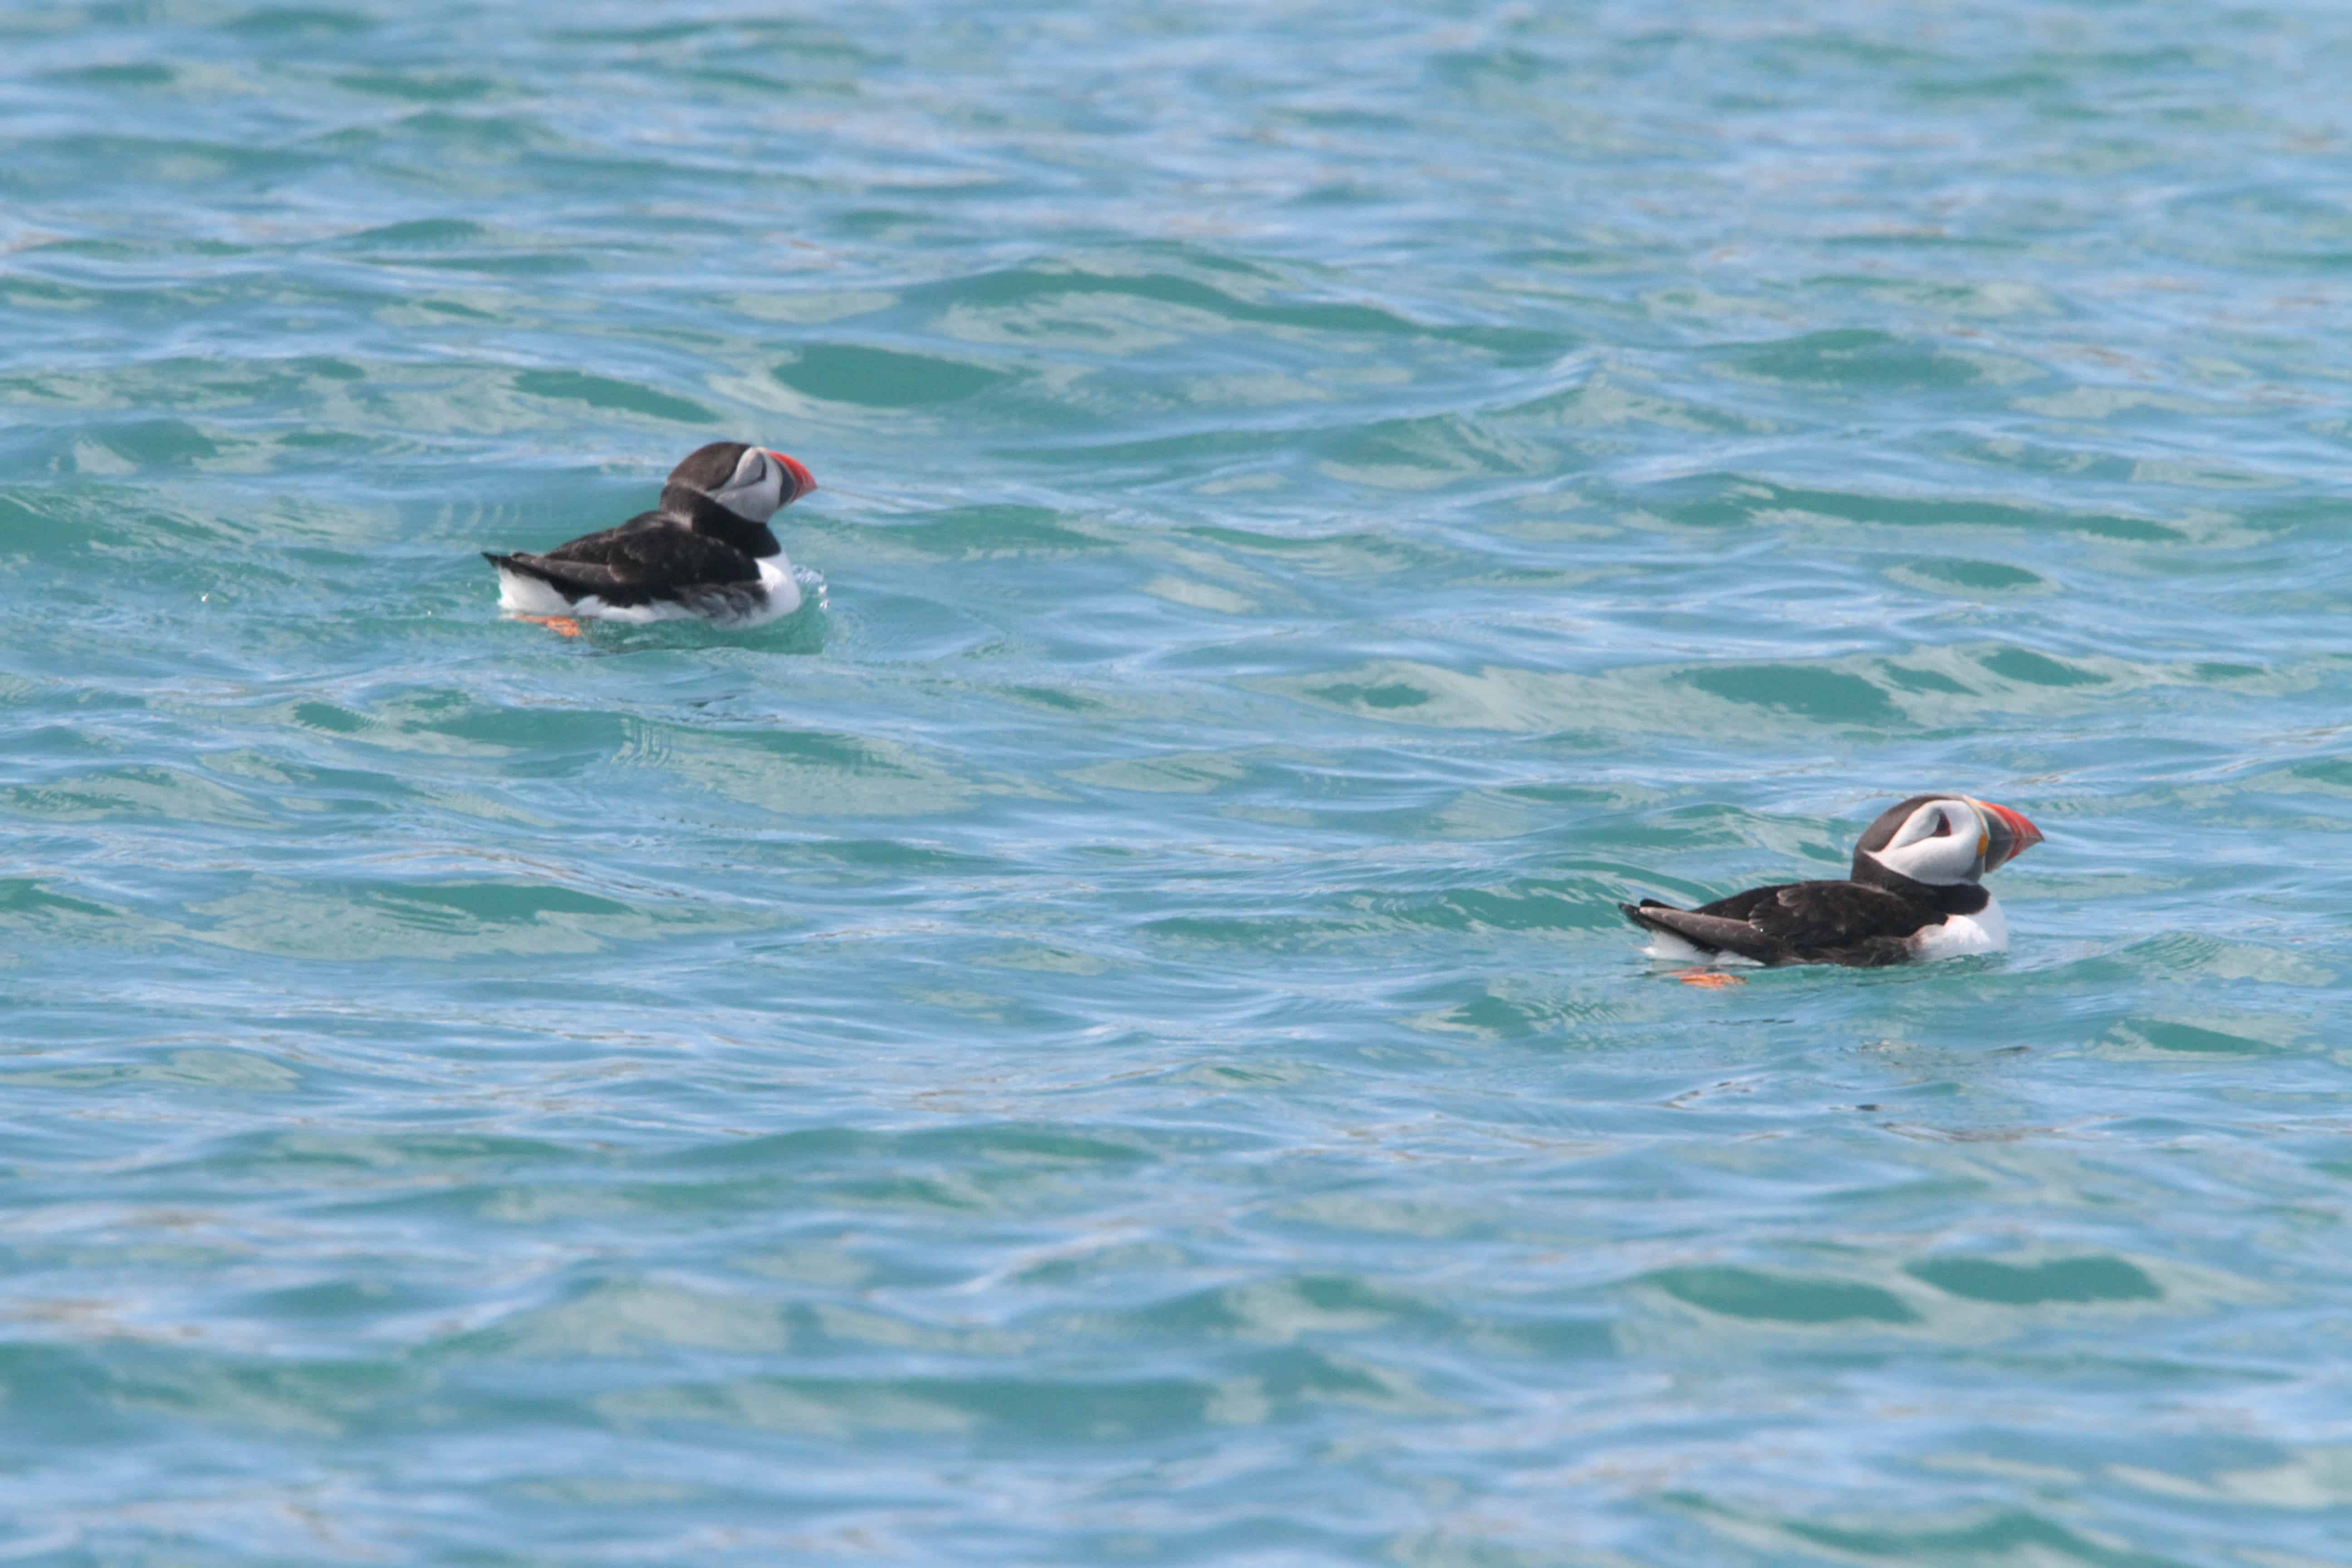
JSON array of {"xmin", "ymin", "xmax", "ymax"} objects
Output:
[{"xmin": 7, "ymin": 1, "xmax": 2352, "ymax": 1563}]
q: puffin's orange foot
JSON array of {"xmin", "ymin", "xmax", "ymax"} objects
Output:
[
  {"xmin": 520, "ymin": 615, "xmax": 583, "ymax": 638},
  {"xmin": 1674, "ymin": 969, "xmax": 1745, "ymax": 989}
]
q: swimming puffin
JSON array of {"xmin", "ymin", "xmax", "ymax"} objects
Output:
[
  {"xmin": 485, "ymin": 442, "xmax": 817, "ymax": 632},
  {"xmin": 1621, "ymin": 794, "xmax": 2043, "ymax": 969}
]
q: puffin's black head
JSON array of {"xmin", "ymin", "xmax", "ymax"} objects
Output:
[
  {"xmin": 660, "ymin": 442, "xmax": 818, "ymax": 559},
  {"xmin": 1852, "ymin": 793, "xmax": 2045, "ymax": 887}
]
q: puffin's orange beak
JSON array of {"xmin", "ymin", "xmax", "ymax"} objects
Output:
[
  {"xmin": 769, "ymin": 451, "xmax": 817, "ymax": 504},
  {"xmin": 1970, "ymin": 799, "xmax": 2043, "ymax": 872}
]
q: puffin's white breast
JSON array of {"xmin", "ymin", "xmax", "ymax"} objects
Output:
[
  {"xmin": 1911, "ymin": 896, "xmax": 2009, "ymax": 960},
  {"xmin": 748, "ymin": 554, "xmax": 802, "ymax": 622}
]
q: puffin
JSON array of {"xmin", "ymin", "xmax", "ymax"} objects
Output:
[
  {"xmin": 485, "ymin": 441, "xmax": 817, "ymax": 634},
  {"xmin": 1621, "ymin": 793, "xmax": 2043, "ymax": 970}
]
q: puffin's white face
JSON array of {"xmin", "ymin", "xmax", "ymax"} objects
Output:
[
  {"xmin": 708, "ymin": 446, "xmax": 792, "ymax": 522},
  {"xmin": 1862, "ymin": 797, "xmax": 1991, "ymax": 886}
]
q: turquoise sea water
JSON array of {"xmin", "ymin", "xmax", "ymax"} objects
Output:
[{"xmin": 7, "ymin": 1, "xmax": 2352, "ymax": 1562}]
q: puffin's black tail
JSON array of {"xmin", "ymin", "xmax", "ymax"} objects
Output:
[{"xmin": 1621, "ymin": 899, "xmax": 1720, "ymax": 952}]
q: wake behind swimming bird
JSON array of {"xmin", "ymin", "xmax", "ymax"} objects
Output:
[{"xmin": 484, "ymin": 442, "xmax": 818, "ymax": 635}]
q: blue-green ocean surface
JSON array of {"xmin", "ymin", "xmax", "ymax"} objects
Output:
[{"xmin": 5, "ymin": 1, "xmax": 2352, "ymax": 1562}]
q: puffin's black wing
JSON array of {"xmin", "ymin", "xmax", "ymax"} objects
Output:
[
  {"xmin": 1622, "ymin": 879, "xmax": 1936, "ymax": 967},
  {"xmin": 483, "ymin": 513, "xmax": 758, "ymax": 609},
  {"xmin": 534, "ymin": 510, "xmax": 677, "ymax": 564}
]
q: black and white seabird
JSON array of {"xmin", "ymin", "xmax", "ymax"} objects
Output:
[
  {"xmin": 1621, "ymin": 794, "xmax": 2044, "ymax": 969},
  {"xmin": 485, "ymin": 441, "xmax": 817, "ymax": 632}
]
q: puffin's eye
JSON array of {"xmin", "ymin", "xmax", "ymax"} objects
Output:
[{"xmin": 1928, "ymin": 812, "xmax": 1953, "ymax": 838}]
